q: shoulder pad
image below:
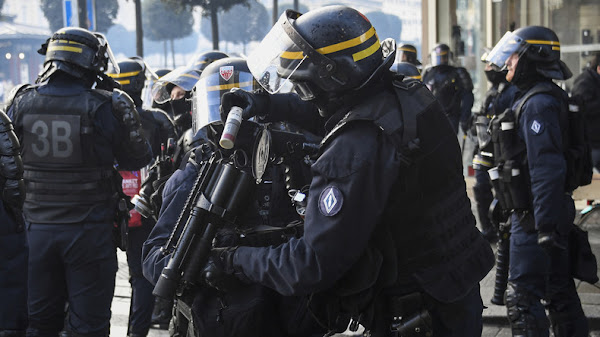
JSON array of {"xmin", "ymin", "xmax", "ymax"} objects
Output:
[
  {"xmin": 5, "ymin": 84, "xmax": 33, "ymax": 110},
  {"xmin": 455, "ymin": 67, "xmax": 474, "ymax": 91},
  {"xmin": 112, "ymin": 88, "xmax": 136, "ymax": 111}
]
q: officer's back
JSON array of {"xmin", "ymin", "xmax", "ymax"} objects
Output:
[{"xmin": 7, "ymin": 27, "xmax": 152, "ymax": 337}]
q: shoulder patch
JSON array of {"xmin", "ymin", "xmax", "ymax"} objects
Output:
[
  {"xmin": 318, "ymin": 185, "xmax": 343, "ymax": 217},
  {"xmin": 529, "ymin": 119, "xmax": 544, "ymax": 135}
]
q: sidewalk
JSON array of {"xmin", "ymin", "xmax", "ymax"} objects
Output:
[
  {"xmin": 465, "ymin": 175, "xmax": 600, "ymax": 335},
  {"xmin": 110, "ymin": 176, "xmax": 600, "ymax": 336}
]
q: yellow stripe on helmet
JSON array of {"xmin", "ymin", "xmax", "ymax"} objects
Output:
[
  {"xmin": 399, "ymin": 46, "xmax": 416, "ymax": 53},
  {"xmin": 48, "ymin": 45, "xmax": 82, "ymax": 53},
  {"xmin": 281, "ymin": 26, "xmax": 379, "ymax": 61},
  {"xmin": 352, "ymin": 39, "xmax": 381, "ymax": 62},
  {"xmin": 526, "ymin": 39, "xmax": 560, "ymax": 51},
  {"xmin": 108, "ymin": 70, "xmax": 141, "ymax": 78},
  {"xmin": 181, "ymin": 73, "xmax": 200, "ymax": 80},
  {"xmin": 206, "ymin": 81, "xmax": 256, "ymax": 91}
]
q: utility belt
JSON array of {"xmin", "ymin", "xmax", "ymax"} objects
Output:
[{"xmin": 388, "ymin": 292, "xmax": 433, "ymax": 337}]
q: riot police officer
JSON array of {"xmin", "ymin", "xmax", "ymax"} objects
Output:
[
  {"xmin": 486, "ymin": 26, "xmax": 589, "ymax": 336},
  {"xmin": 7, "ymin": 27, "xmax": 152, "ymax": 337},
  {"xmin": 142, "ymin": 57, "xmax": 322, "ymax": 337},
  {"xmin": 472, "ymin": 56, "xmax": 520, "ymax": 243},
  {"xmin": 397, "ymin": 43, "xmax": 422, "ymax": 68},
  {"xmin": 571, "ymin": 52, "xmax": 600, "ymax": 171},
  {"xmin": 0, "ymin": 109, "xmax": 27, "ymax": 337},
  {"xmin": 422, "ymin": 43, "xmax": 474, "ymax": 135},
  {"xmin": 107, "ymin": 57, "xmax": 176, "ymax": 337},
  {"xmin": 215, "ymin": 6, "xmax": 494, "ymax": 336}
]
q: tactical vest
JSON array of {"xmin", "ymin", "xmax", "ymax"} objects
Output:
[
  {"xmin": 13, "ymin": 87, "xmax": 117, "ymax": 223},
  {"xmin": 489, "ymin": 81, "xmax": 591, "ymax": 212},
  {"xmin": 423, "ymin": 66, "xmax": 462, "ymax": 118},
  {"xmin": 321, "ymin": 77, "xmax": 494, "ymax": 306}
]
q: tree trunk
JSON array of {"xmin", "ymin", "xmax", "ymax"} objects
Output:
[
  {"xmin": 170, "ymin": 39, "xmax": 176, "ymax": 68},
  {"xmin": 163, "ymin": 40, "xmax": 167, "ymax": 67},
  {"xmin": 272, "ymin": 0, "xmax": 278, "ymax": 25},
  {"xmin": 135, "ymin": 0, "xmax": 143, "ymax": 57},
  {"xmin": 211, "ymin": 8, "xmax": 219, "ymax": 50}
]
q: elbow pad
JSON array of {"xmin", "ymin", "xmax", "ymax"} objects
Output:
[{"xmin": 112, "ymin": 89, "xmax": 150, "ymax": 156}]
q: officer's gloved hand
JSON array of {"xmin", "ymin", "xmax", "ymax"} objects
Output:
[
  {"xmin": 202, "ymin": 247, "xmax": 245, "ymax": 292},
  {"xmin": 538, "ymin": 231, "xmax": 567, "ymax": 253},
  {"xmin": 220, "ymin": 88, "xmax": 269, "ymax": 123}
]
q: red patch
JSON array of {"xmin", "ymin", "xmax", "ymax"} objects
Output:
[{"xmin": 220, "ymin": 66, "xmax": 234, "ymax": 81}]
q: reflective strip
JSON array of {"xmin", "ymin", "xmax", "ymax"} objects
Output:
[
  {"xmin": 281, "ymin": 26, "xmax": 377, "ymax": 60},
  {"xmin": 117, "ymin": 79, "xmax": 131, "ymax": 85},
  {"xmin": 436, "ymin": 50, "xmax": 448, "ymax": 56},
  {"xmin": 108, "ymin": 70, "xmax": 141, "ymax": 78},
  {"xmin": 526, "ymin": 39, "xmax": 560, "ymax": 51},
  {"xmin": 181, "ymin": 73, "xmax": 200, "ymax": 80},
  {"xmin": 409, "ymin": 75, "xmax": 422, "ymax": 80},
  {"xmin": 473, "ymin": 157, "xmax": 493, "ymax": 167},
  {"xmin": 352, "ymin": 39, "xmax": 381, "ymax": 61},
  {"xmin": 48, "ymin": 45, "xmax": 82, "ymax": 53},
  {"xmin": 399, "ymin": 46, "xmax": 416, "ymax": 52},
  {"xmin": 56, "ymin": 40, "xmax": 83, "ymax": 45},
  {"xmin": 207, "ymin": 81, "xmax": 255, "ymax": 91},
  {"xmin": 195, "ymin": 61, "xmax": 207, "ymax": 65}
]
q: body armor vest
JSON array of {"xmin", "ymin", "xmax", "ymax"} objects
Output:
[
  {"xmin": 322, "ymin": 77, "xmax": 494, "ymax": 304},
  {"xmin": 12, "ymin": 87, "xmax": 117, "ymax": 223},
  {"xmin": 489, "ymin": 82, "xmax": 573, "ymax": 212},
  {"xmin": 423, "ymin": 66, "xmax": 462, "ymax": 118}
]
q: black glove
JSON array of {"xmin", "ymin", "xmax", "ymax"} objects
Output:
[
  {"xmin": 220, "ymin": 88, "xmax": 269, "ymax": 123},
  {"xmin": 202, "ymin": 247, "xmax": 245, "ymax": 292},
  {"xmin": 538, "ymin": 231, "xmax": 567, "ymax": 253}
]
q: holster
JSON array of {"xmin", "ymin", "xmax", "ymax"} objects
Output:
[{"xmin": 389, "ymin": 292, "xmax": 433, "ymax": 337}]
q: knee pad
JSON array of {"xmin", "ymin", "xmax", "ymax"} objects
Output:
[{"xmin": 505, "ymin": 283, "xmax": 548, "ymax": 337}]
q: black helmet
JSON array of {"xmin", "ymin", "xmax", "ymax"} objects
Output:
[
  {"xmin": 155, "ymin": 68, "xmax": 172, "ymax": 79},
  {"xmin": 430, "ymin": 43, "xmax": 451, "ymax": 66},
  {"xmin": 485, "ymin": 26, "xmax": 571, "ymax": 81},
  {"xmin": 391, "ymin": 62, "xmax": 421, "ymax": 81},
  {"xmin": 247, "ymin": 6, "xmax": 388, "ymax": 97},
  {"xmin": 398, "ymin": 44, "xmax": 421, "ymax": 66},
  {"xmin": 188, "ymin": 51, "xmax": 229, "ymax": 72},
  {"xmin": 37, "ymin": 27, "xmax": 117, "ymax": 82},
  {"xmin": 107, "ymin": 57, "xmax": 146, "ymax": 93},
  {"xmin": 191, "ymin": 57, "xmax": 259, "ymax": 135}
]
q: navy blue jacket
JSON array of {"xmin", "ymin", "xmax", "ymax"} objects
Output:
[{"xmin": 516, "ymin": 86, "xmax": 571, "ymax": 233}]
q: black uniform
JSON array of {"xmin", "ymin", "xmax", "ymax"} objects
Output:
[
  {"xmin": 422, "ymin": 64, "xmax": 474, "ymax": 134},
  {"xmin": 226, "ymin": 80, "xmax": 494, "ymax": 336},
  {"xmin": 0, "ymin": 109, "xmax": 27, "ymax": 337},
  {"xmin": 571, "ymin": 65, "xmax": 600, "ymax": 171},
  {"xmin": 8, "ymin": 73, "xmax": 151, "ymax": 336}
]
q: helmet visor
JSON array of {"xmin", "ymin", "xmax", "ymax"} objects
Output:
[
  {"xmin": 247, "ymin": 12, "xmax": 308, "ymax": 94},
  {"xmin": 485, "ymin": 31, "xmax": 525, "ymax": 71},
  {"xmin": 94, "ymin": 32, "xmax": 119, "ymax": 73},
  {"xmin": 151, "ymin": 66, "xmax": 201, "ymax": 104},
  {"xmin": 430, "ymin": 49, "xmax": 449, "ymax": 66},
  {"xmin": 192, "ymin": 71, "xmax": 256, "ymax": 134}
]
